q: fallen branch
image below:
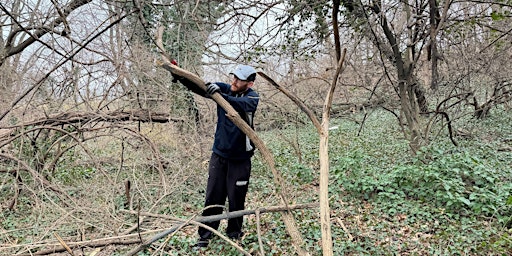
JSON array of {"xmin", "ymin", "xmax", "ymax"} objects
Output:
[
  {"xmin": 122, "ymin": 203, "xmax": 318, "ymax": 223},
  {"xmin": 11, "ymin": 229, "xmax": 163, "ymax": 256},
  {"xmin": 336, "ymin": 217, "xmax": 353, "ymax": 241},
  {"xmin": 1, "ymin": 110, "xmax": 184, "ymax": 131},
  {"xmin": 121, "ymin": 203, "xmax": 318, "ymax": 255}
]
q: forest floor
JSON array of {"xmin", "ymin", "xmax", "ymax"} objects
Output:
[{"xmin": 1, "ymin": 108, "xmax": 511, "ymax": 255}]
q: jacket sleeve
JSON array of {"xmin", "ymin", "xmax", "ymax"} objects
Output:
[
  {"xmin": 175, "ymin": 76, "xmax": 208, "ymax": 97},
  {"xmin": 223, "ymin": 90, "xmax": 259, "ymax": 113}
]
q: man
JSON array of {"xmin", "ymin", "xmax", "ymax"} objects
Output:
[{"xmin": 175, "ymin": 65, "xmax": 259, "ymax": 248}]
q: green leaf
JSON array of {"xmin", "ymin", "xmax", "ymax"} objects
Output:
[
  {"xmin": 507, "ymin": 195, "xmax": 512, "ymax": 205},
  {"xmin": 491, "ymin": 11, "xmax": 505, "ymax": 21},
  {"xmin": 458, "ymin": 197, "xmax": 471, "ymax": 206}
]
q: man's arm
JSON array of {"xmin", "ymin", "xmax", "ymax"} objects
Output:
[
  {"xmin": 175, "ymin": 76, "xmax": 208, "ymax": 97},
  {"xmin": 224, "ymin": 90, "xmax": 259, "ymax": 113}
]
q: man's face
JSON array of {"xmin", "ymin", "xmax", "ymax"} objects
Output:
[{"xmin": 231, "ymin": 75, "xmax": 254, "ymax": 93}]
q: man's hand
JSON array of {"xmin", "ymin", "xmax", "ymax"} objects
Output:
[
  {"xmin": 206, "ymin": 83, "xmax": 221, "ymax": 96},
  {"xmin": 171, "ymin": 59, "xmax": 181, "ymax": 83}
]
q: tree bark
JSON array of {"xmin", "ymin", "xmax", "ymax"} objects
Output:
[
  {"xmin": 429, "ymin": 0, "xmax": 440, "ymax": 90},
  {"xmin": 318, "ymin": 51, "xmax": 346, "ymax": 256}
]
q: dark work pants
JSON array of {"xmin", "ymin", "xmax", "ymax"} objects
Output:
[{"xmin": 198, "ymin": 152, "xmax": 251, "ymax": 239}]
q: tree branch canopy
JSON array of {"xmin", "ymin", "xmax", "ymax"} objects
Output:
[{"xmin": 0, "ymin": 0, "xmax": 93, "ymax": 66}]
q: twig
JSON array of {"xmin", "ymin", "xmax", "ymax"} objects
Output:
[
  {"xmin": 194, "ymin": 222, "xmax": 251, "ymax": 256},
  {"xmin": 151, "ymin": 205, "xmax": 213, "ymax": 256},
  {"xmin": 336, "ymin": 217, "xmax": 353, "ymax": 241},
  {"xmin": 137, "ymin": 200, "xmax": 143, "ymax": 243},
  {"xmin": 257, "ymin": 72, "xmax": 322, "ymax": 133},
  {"xmin": 125, "ymin": 215, "xmax": 251, "ymax": 256},
  {"xmin": 53, "ymin": 233, "xmax": 75, "ymax": 256},
  {"xmin": 120, "ymin": 191, "xmax": 178, "ymax": 236},
  {"xmin": 255, "ymin": 209, "xmax": 266, "ymax": 256}
]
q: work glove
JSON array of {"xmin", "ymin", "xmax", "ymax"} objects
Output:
[
  {"xmin": 206, "ymin": 82, "xmax": 221, "ymax": 96},
  {"xmin": 170, "ymin": 59, "xmax": 182, "ymax": 83}
]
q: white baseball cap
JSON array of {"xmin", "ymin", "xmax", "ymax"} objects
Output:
[{"xmin": 230, "ymin": 65, "xmax": 257, "ymax": 81}]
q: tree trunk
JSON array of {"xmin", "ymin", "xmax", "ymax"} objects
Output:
[
  {"xmin": 429, "ymin": 0, "xmax": 440, "ymax": 90},
  {"xmin": 399, "ymin": 79, "xmax": 423, "ymax": 153},
  {"xmin": 414, "ymin": 80, "xmax": 429, "ymax": 113}
]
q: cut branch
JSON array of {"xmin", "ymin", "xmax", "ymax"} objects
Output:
[{"xmin": 124, "ymin": 202, "xmax": 318, "ymax": 223}]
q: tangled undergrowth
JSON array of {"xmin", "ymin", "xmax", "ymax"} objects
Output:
[{"xmin": 1, "ymin": 108, "xmax": 511, "ymax": 255}]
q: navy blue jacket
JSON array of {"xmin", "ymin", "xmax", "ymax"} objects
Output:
[
  {"xmin": 212, "ymin": 82, "xmax": 259, "ymax": 159},
  {"xmin": 177, "ymin": 76, "xmax": 259, "ymax": 159}
]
